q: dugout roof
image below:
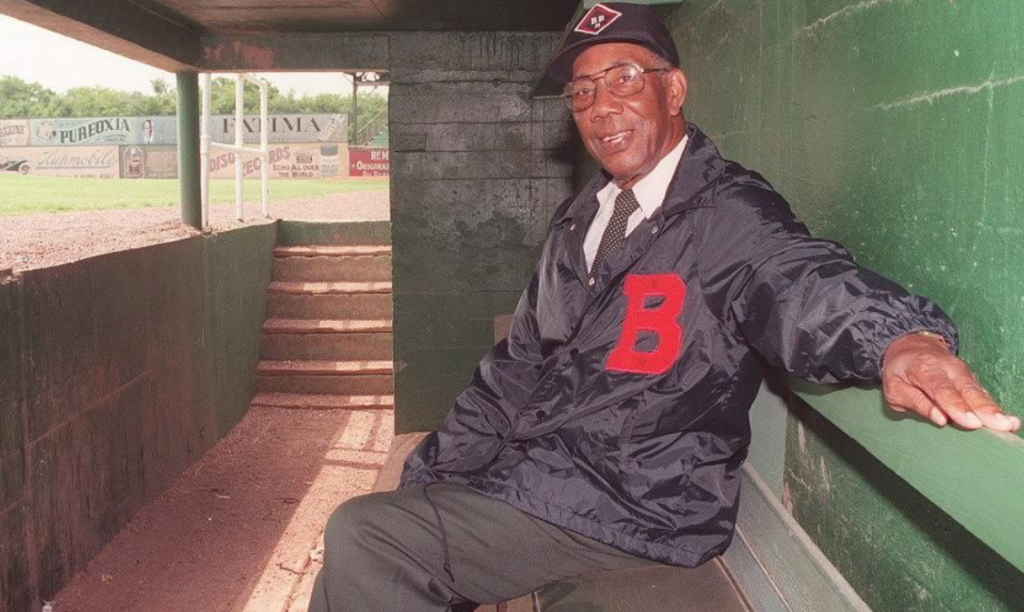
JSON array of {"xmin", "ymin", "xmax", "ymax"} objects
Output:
[{"xmin": 0, "ymin": 0, "xmax": 580, "ymax": 71}]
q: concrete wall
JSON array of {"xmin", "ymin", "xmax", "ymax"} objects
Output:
[
  {"xmin": 197, "ymin": 30, "xmax": 580, "ymax": 433},
  {"xmin": 387, "ymin": 32, "xmax": 577, "ymax": 433},
  {"xmin": 0, "ymin": 224, "xmax": 275, "ymax": 609},
  {"xmin": 664, "ymin": 2, "xmax": 1024, "ymax": 610}
]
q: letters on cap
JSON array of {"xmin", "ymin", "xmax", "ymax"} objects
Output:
[{"xmin": 575, "ymin": 4, "xmax": 623, "ymax": 35}]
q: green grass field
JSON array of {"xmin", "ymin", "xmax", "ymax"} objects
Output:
[{"xmin": 0, "ymin": 175, "xmax": 389, "ymax": 216}]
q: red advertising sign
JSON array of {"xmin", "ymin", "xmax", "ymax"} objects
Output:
[{"xmin": 349, "ymin": 148, "xmax": 389, "ymax": 177}]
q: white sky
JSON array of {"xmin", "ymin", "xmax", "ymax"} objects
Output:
[{"xmin": 0, "ymin": 15, "xmax": 382, "ymax": 97}]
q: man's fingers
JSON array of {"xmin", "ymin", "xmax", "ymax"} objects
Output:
[
  {"xmin": 921, "ymin": 378, "xmax": 984, "ymax": 429},
  {"xmin": 883, "ymin": 349, "xmax": 1022, "ymax": 432},
  {"xmin": 904, "ymin": 359, "xmax": 1022, "ymax": 432},
  {"xmin": 885, "ymin": 378, "xmax": 947, "ymax": 426},
  {"xmin": 957, "ymin": 383, "xmax": 1021, "ymax": 432}
]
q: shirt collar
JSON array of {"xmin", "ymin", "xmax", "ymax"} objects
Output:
[{"xmin": 597, "ymin": 134, "xmax": 689, "ymax": 219}]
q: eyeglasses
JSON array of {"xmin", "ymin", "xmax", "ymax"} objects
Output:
[{"xmin": 561, "ymin": 63, "xmax": 670, "ymax": 112}]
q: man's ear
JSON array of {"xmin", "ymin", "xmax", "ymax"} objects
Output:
[{"xmin": 666, "ymin": 69, "xmax": 687, "ymax": 116}]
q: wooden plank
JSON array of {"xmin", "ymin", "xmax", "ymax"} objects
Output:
[
  {"xmin": 0, "ymin": 0, "xmax": 201, "ymax": 70},
  {"xmin": 583, "ymin": 0, "xmax": 683, "ymax": 6},
  {"xmin": 789, "ymin": 379, "xmax": 1024, "ymax": 574},
  {"xmin": 724, "ymin": 465, "xmax": 873, "ymax": 612}
]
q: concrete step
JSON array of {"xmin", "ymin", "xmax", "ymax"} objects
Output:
[
  {"xmin": 258, "ymin": 374, "xmax": 394, "ymax": 396},
  {"xmin": 267, "ymin": 293, "xmax": 393, "ymax": 320},
  {"xmin": 262, "ymin": 319, "xmax": 392, "ymax": 334},
  {"xmin": 258, "ymin": 360, "xmax": 394, "ymax": 376},
  {"xmin": 251, "ymin": 392, "xmax": 394, "ymax": 410},
  {"xmin": 269, "ymin": 281, "xmax": 392, "ymax": 295},
  {"xmin": 261, "ymin": 331, "xmax": 392, "ymax": 361},
  {"xmin": 272, "ymin": 255, "xmax": 392, "ymax": 283},
  {"xmin": 274, "ymin": 245, "xmax": 391, "ymax": 257},
  {"xmin": 278, "ymin": 221, "xmax": 390, "ymax": 247}
]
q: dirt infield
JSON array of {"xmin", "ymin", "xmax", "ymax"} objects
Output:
[{"xmin": 0, "ymin": 190, "xmax": 390, "ymax": 274}]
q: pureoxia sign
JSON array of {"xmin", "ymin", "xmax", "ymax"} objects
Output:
[
  {"xmin": 32, "ymin": 118, "xmax": 132, "ymax": 145},
  {"xmin": 25, "ymin": 114, "xmax": 348, "ymax": 146}
]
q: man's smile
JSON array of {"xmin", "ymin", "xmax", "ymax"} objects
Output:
[{"xmin": 600, "ymin": 129, "xmax": 632, "ymax": 144}]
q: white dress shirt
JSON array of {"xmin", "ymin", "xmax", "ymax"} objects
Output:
[{"xmin": 584, "ymin": 135, "xmax": 689, "ymax": 272}]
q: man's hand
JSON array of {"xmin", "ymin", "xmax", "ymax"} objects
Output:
[{"xmin": 882, "ymin": 332, "xmax": 1021, "ymax": 432}]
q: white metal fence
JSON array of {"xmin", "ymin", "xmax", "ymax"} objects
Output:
[{"xmin": 200, "ymin": 73, "xmax": 271, "ymax": 229}]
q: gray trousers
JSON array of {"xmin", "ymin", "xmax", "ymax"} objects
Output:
[{"xmin": 308, "ymin": 483, "xmax": 658, "ymax": 611}]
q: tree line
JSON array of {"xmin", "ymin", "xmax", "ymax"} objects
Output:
[{"xmin": 0, "ymin": 76, "xmax": 387, "ymax": 139}]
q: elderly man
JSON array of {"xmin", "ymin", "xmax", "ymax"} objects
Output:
[{"xmin": 309, "ymin": 4, "xmax": 1020, "ymax": 611}]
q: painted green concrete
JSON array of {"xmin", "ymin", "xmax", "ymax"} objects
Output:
[
  {"xmin": 277, "ymin": 220, "xmax": 391, "ymax": 247},
  {"xmin": 791, "ymin": 380, "xmax": 1024, "ymax": 575},
  {"xmin": 669, "ymin": 0, "xmax": 1024, "ymax": 423},
  {"xmin": 389, "ymin": 32, "xmax": 575, "ymax": 433},
  {"xmin": 785, "ymin": 397, "xmax": 1024, "ymax": 612},
  {"xmin": 0, "ymin": 279, "xmax": 31, "ymax": 612},
  {"xmin": 177, "ymin": 72, "xmax": 202, "ymax": 229},
  {"xmin": 0, "ymin": 223, "xmax": 275, "ymax": 602},
  {"xmin": 0, "ymin": 281, "xmax": 24, "ymax": 511},
  {"xmin": 204, "ymin": 225, "xmax": 277, "ymax": 436},
  {"xmin": 0, "ymin": 505, "xmax": 32, "ymax": 612},
  {"xmin": 665, "ymin": 2, "xmax": 1024, "ymax": 610}
]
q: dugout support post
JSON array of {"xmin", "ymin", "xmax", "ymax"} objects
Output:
[{"xmin": 177, "ymin": 72, "xmax": 202, "ymax": 229}]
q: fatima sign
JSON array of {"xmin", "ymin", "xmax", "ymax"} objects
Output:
[{"xmin": 211, "ymin": 114, "xmax": 348, "ymax": 144}]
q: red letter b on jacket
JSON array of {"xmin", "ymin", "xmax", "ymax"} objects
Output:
[{"xmin": 606, "ymin": 274, "xmax": 686, "ymax": 375}]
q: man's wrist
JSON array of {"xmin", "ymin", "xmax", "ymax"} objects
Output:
[
  {"xmin": 907, "ymin": 330, "xmax": 950, "ymax": 351},
  {"xmin": 882, "ymin": 330, "xmax": 950, "ymax": 373}
]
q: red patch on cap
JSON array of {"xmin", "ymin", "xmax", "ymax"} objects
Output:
[{"xmin": 575, "ymin": 4, "xmax": 623, "ymax": 35}]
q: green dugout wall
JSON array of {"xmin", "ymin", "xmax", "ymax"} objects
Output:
[{"xmin": 657, "ymin": 1, "xmax": 1024, "ymax": 611}]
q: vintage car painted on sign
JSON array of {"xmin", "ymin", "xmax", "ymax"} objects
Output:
[{"xmin": 0, "ymin": 155, "xmax": 30, "ymax": 174}]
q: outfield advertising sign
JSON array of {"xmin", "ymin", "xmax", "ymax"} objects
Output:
[
  {"xmin": 0, "ymin": 145, "xmax": 120, "ymax": 177},
  {"xmin": 0, "ymin": 120, "xmax": 30, "ymax": 146},
  {"xmin": 26, "ymin": 114, "xmax": 348, "ymax": 146},
  {"xmin": 141, "ymin": 146, "xmax": 178, "ymax": 179},
  {"xmin": 29, "ymin": 117, "xmax": 177, "ymax": 146},
  {"xmin": 207, "ymin": 143, "xmax": 346, "ymax": 179},
  {"xmin": 349, "ymin": 148, "xmax": 389, "ymax": 177},
  {"xmin": 118, "ymin": 145, "xmax": 179, "ymax": 179},
  {"xmin": 210, "ymin": 114, "xmax": 347, "ymax": 144}
]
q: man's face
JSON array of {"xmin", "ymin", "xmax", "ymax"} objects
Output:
[{"xmin": 570, "ymin": 43, "xmax": 686, "ymax": 188}]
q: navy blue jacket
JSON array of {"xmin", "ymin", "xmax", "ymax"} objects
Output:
[{"xmin": 400, "ymin": 123, "xmax": 958, "ymax": 567}]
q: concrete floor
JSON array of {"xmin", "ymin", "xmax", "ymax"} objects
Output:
[{"xmin": 53, "ymin": 405, "xmax": 393, "ymax": 612}]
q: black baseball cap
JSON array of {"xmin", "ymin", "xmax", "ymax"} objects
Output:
[{"xmin": 545, "ymin": 3, "xmax": 680, "ymax": 84}]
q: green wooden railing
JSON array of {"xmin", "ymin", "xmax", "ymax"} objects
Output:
[{"xmin": 790, "ymin": 379, "xmax": 1024, "ymax": 574}]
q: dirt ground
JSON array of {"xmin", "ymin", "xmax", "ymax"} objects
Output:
[
  {"xmin": 54, "ymin": 406, "xmax": 394, "ymax": 612},
  {"xmin": 0, "ymin": 189, "xmax": 390, "ymax": 275}
]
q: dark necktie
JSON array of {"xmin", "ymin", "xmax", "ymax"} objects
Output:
[{"xmin": 591, "ymin": 188, "xmax": 640, "ymax": 273}]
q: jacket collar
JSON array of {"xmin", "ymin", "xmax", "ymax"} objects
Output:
[{"xmin": 553, "ymin": 122, "xmax": 725, "ymax": 228}]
